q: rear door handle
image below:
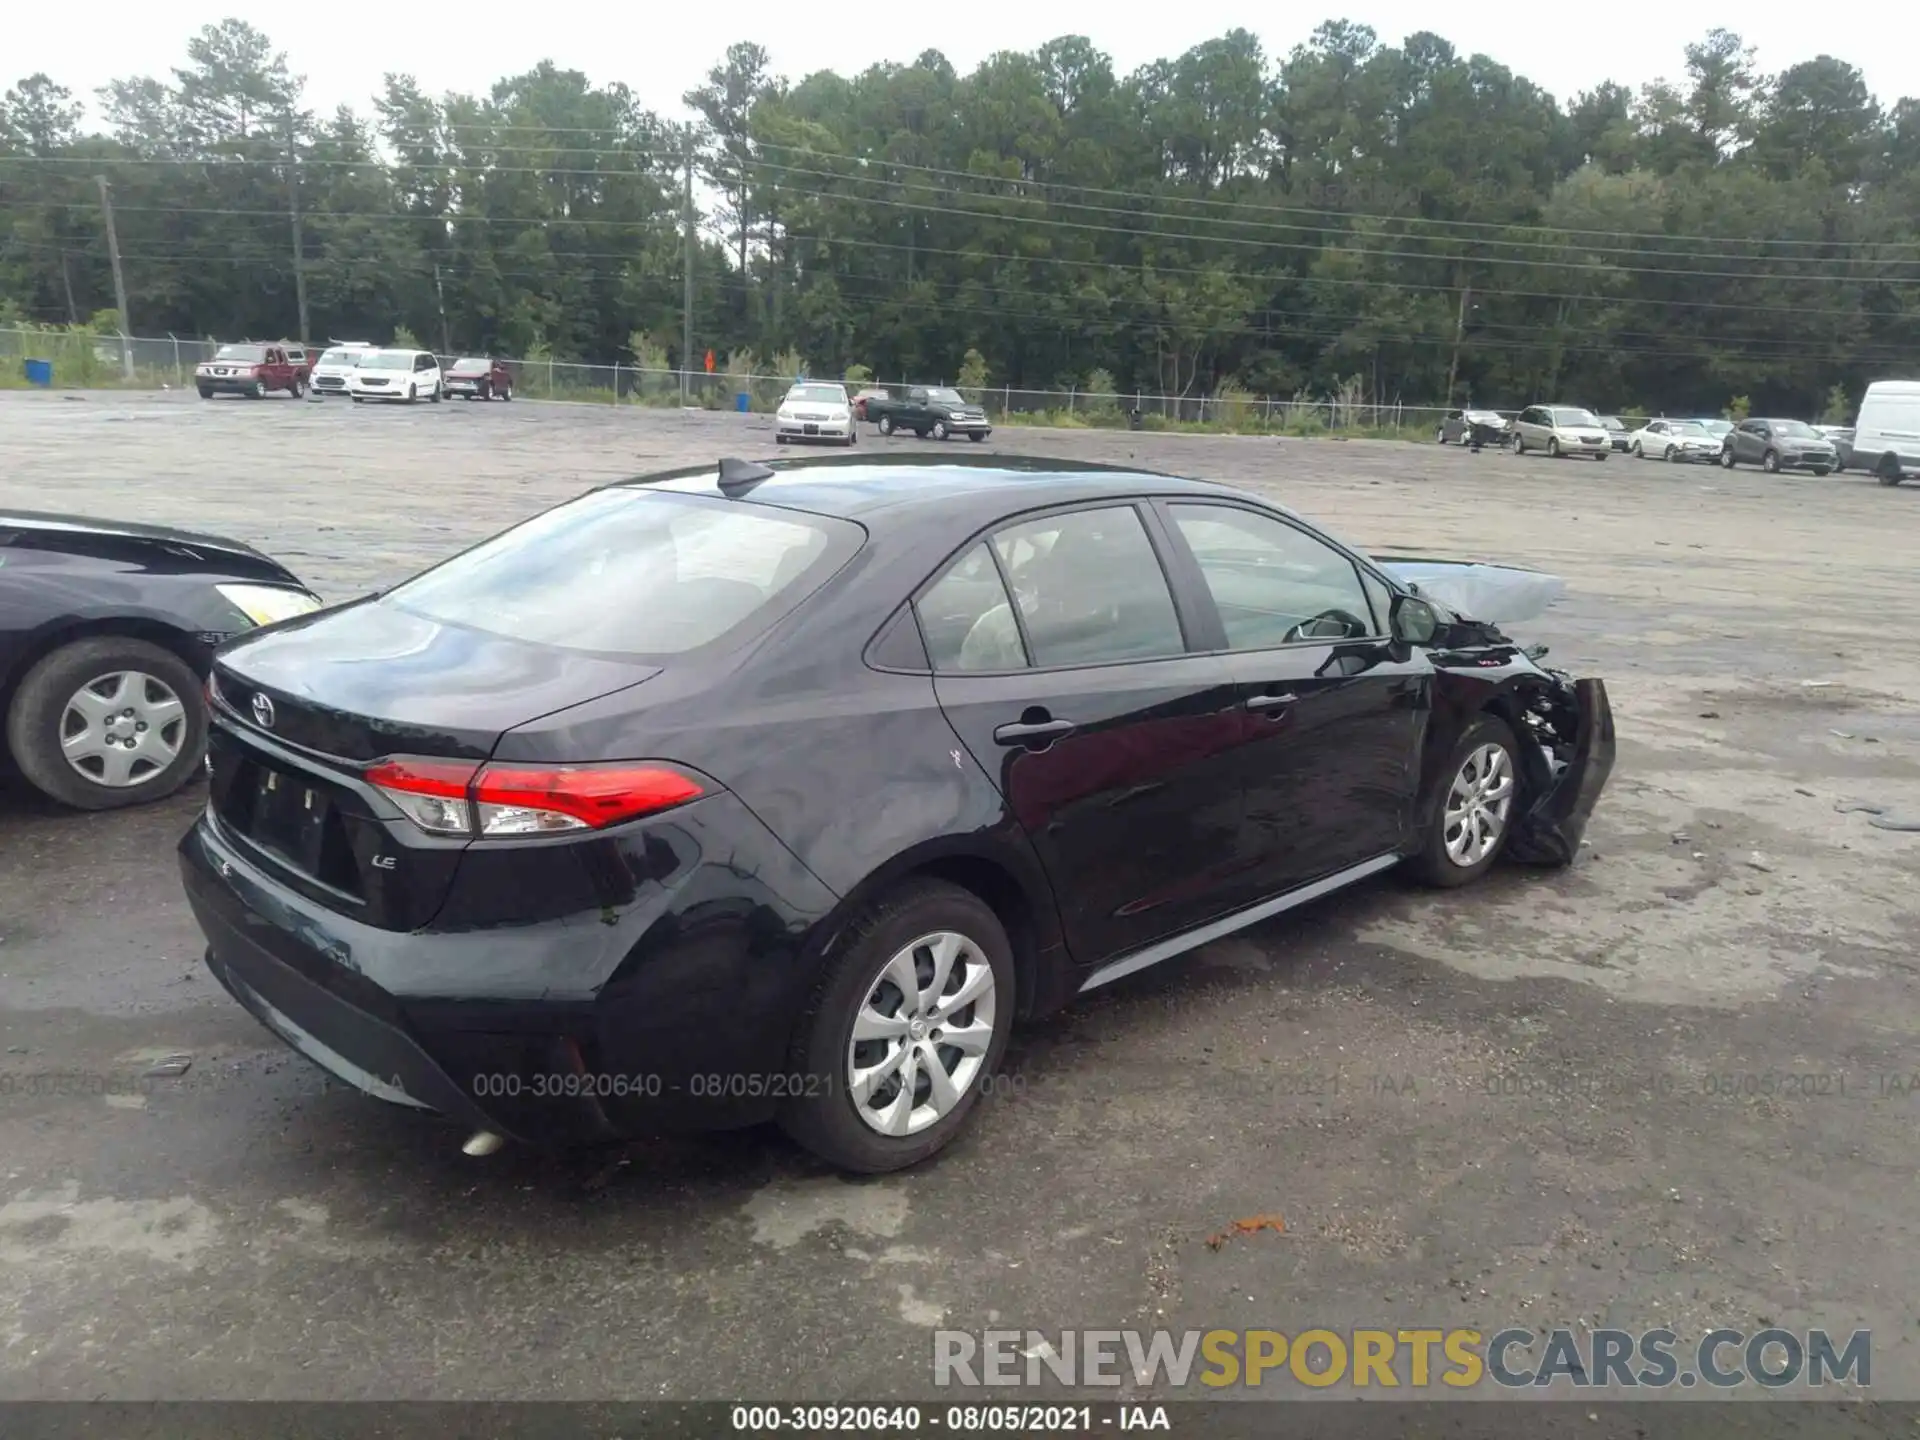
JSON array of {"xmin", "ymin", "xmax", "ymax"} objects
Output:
[
  {"xmin": 993, "ymin": 718, "xmax": 1077, "ymax": 745},
  {"xmin": 1245, "ymin": 693, "xmax": 1297, "ymax": 713}
]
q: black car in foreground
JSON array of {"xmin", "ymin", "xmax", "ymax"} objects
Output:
[
  {"xmin": 1, "ymin": 512, "xmax": 322, "ymax": 810},
  {"xmin": 180, "ymin": 455, "xmax": 1615, "ymax": 1173}
]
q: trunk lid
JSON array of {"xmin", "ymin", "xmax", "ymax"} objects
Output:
[{"xmin": 209, "ymin": 598, "xmax": 660, "ymax": 929}]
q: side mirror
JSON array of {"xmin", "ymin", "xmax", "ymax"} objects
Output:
[{"xmin": 1391, "ymin": 593, "xmax": 1439, "ymax": 645}]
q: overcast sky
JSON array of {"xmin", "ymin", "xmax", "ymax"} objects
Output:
[{"xmin": 13, "ymin": 2, "xmax": 1915, "ymax": 123}]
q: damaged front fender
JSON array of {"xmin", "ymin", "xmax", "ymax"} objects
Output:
[{"xmin": 1505, "ymin": 676, "xmax": 1616, "ymax": 866}]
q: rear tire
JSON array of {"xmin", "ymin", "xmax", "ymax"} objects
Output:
[
  {"xmin": 5, "ymin": 637, "xmax": 206, "ymax": 812},
  {"xmin": 779, "ymin": 880, "xmax": 1015, "ymax": 1174},
  {"xmin": 289, "ymin": 377, "xmax": 306, "ymax": 399},
  {"xmin": 1410, "ymin": 713, "xmax": 1522, "ymax": 889},
  {"xmin": 1879, "ymin": 456, "xmax": 1905, "ymax": 486},
  {"xmin": 878, "ymin": 416, "xmax": 895, "ymax": 436}
]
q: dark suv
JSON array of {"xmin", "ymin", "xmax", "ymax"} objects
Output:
[{"xmin": 1719, "ymin": 419, "xmax": 1839, "ymax": 475}]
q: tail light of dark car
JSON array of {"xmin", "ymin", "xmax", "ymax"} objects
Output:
[{"xmin": 365, "ymin": 757, "xmax": 706, "ymax": 838}]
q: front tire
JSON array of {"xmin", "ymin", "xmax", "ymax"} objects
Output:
[
  {"xmin": 779, "ymin": 880, "xmax": 1014, "ymax": 1174},
  {"xmin": 1762, "ymin": 449, "xmax": 1780, "ymax": 473},
  {"xmin": 1879, "ymin": 456, "xmax": 1905, "ymax": 486},
  {"xmin": 931, "ymin": 421, "xmax": 950, "ymax": 441},
  {"xmin": 1411, "ymin": 713, "xmax": 1521, "ymax": 889},
  {"xmin": 5, "ymin": 637, "xmax": 206, "ymax": 812},
  {"xmin": 968, "ymin": 432, "xmax": 986, "ymax": 442},
  {"xmin": 429, "ymin": 385, "xmax": 442, "ymax": 403},
  {"xmin": 1721, "ymin": 447, "xmax": 1736, "ymax": 468},
  {"xmin": 197, "ymin": 386, "xmax": 213, "ymax": 400},
  {"xmin": 1546, "ymin": 437, "xmax": 1561, "ymax": 458}
]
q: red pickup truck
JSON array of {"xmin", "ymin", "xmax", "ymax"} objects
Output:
[{"xmin": 195, "ymin": 343, "xmax": 312, "ymax": 400}]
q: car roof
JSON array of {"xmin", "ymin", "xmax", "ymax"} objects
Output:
[{"xmin": 623, "ymin": 454, "xmax": 1250, "ymax": 525}]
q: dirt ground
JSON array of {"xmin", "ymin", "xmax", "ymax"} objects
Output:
[{"xmin": 1, "ymin": 389, "xmax": 1917, "ymax": 1406}]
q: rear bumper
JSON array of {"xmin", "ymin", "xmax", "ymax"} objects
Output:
[
  {"xmin": 1506, "ymin": 678, "xmax": 1616, "ymax": 866},
  {"xmin": 179, "ymin": 792, "xmax": 842, "ymax": 1146}
]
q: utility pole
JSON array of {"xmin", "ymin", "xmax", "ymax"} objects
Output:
[
  {"xmin": 285, "ymin": 116, "xmax": 310, "ymax": 345},
  {"xmin": 433, "ymin": 264, "xmax": 451, "ymax": 357},
  {"xmin": 1444, "ymin": 282, "xmax": 1471, "ymax": 407},
  {"xmin": 681, "ymin": 127, "xmax": 695, "ymax": 408},
  {"xmin": 95, "ymin": 176, "xmax": 134, "ymax": 380}
]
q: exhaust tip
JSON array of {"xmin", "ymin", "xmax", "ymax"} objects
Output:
[{"xmin": 461, "ymin": 1130, "xmax": 506, "ymax": 1157}]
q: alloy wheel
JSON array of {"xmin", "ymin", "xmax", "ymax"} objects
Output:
[
  {"xmin": 847, "ymin": 930, "xmax": 997, "ymax": 1137},
  {"xmin": 59, "ymin": 670, "xmax": 187, "ymax": 788},
  {"xmin": 1442, "ymin": 742, "xmax": 1514, "ymax": 868}
]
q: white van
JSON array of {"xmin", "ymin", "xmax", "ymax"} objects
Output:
[{"xmin": 1853, "ymin": 380, "xmax": 1920, "ymax": 486}]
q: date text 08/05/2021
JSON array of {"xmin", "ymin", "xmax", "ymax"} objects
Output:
[{"xmin": 730, "ymin": 1406, "xmax": 1164, "ymax": 1433}]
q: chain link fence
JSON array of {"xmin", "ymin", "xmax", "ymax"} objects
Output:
[{"xmin": 4, "ymin": 328, "xmax": 1661, "ymax": 437}]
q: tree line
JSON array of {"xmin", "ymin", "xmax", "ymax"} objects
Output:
[{"xmin": 2, "ymin": 19, "xmax": 1917, "ymax": 415}]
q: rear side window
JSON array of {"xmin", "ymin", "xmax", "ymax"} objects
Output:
[
  {"xmin": 989, "ymin": 506, "xmax": 1185, "ymax": 667},
  {"xmin": 919, "ymin": 543, "xmax": 1024, "ymax": 672},
  {"xmin": 387, "ymin": 488, "xmax": 860, "ymax": 656}
]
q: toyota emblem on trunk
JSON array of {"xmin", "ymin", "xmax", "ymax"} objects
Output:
[{"xmin": 251, "ymin": 693, "xmax": 276, "ymax": 729}]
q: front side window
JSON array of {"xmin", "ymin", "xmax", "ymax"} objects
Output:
[
  {"xmin": 1170, "ymin": 504, "xmax": 1375, "ymax": 649},
  {"xmin": 387, "ymin": 488, "xmax": 857, "ymax": 657}
]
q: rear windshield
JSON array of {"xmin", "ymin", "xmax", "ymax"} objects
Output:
[
  {"xmin": 449, "ymin": 357, "xmax": 491, "ymax": 374},
  {"xmin": 386, "ymin": 487, "xmax": 861, "ymax": 656}
]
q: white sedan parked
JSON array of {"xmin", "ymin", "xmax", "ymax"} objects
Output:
[
  {"xmin": 775, "ymin": 381, "xmax": 857, "ymax": 446},
  {"xmin": 1631, "ymin": 418, "xmax": 1723, "ymax": 463},
  {"xmin": 346, "ymin": 349, "xmax": 443, "ymax": 404}
]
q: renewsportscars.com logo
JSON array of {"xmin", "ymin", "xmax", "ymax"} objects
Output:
[{"xmin": 932, "ymin": 1327, "xmax": 1871, "ymax": 1391}]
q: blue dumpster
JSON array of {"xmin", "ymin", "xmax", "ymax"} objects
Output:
[
  {"xmin": 735, "ymin": 391, "xmax": 751, "ymax": 413},
  {"xmin": 23, "ymin": 359, "xmax": 53, "ymax": 388}
]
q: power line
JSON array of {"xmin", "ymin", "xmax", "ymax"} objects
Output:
[
  {"xmin": 15, "ymin": 146, "xmax": 1920, "ymax": 263},
  {"xmin": 36, "ymin": 190, "xmax": 1920, "ymax": 288}
]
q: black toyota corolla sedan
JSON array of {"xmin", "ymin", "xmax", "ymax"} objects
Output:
[
  {"xmin": 2, "ymin": 511, "xmax": 322, "ymax": 810},
  {"xmin": 180, "ymin": 455, "xmax": 1614, "ymax": 1173}
]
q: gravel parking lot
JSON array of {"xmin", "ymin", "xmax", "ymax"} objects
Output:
[{"xmin": 2, "ymin": 389, "xmax": 1918, "ymax": 1403}]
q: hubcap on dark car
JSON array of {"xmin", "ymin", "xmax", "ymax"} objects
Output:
[
  {"xmin": 60, "ymin": 670, "xmax": 187, "ymax": 787},
  {"xmin": 1443, "ymin": 743, "xmax": 1514, "ymax": 867},
  {"xmin": 848, "ymin": 930, "xmax": 996, "ymax": 1136}
]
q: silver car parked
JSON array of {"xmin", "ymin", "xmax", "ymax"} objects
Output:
[{"xmin": 1509, "ymin": 405, "xmax": 1612, "ymax": 460}]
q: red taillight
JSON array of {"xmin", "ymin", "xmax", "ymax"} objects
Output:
[
  {"xmin": 365, "ymin": 757, "xmax": 703, "ymax": 838},
  {"xmin": 473, "ymin": 764, "xmax": 703, "ymax": 832}
]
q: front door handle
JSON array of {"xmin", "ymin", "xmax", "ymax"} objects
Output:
[
  {"xmin": 993, "ymin": 718, "xmax": 1077, "ymax": 746},
  {"xmin": 1245, "ymin": 692, "xmax": 1297, "ymax": 713}
]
